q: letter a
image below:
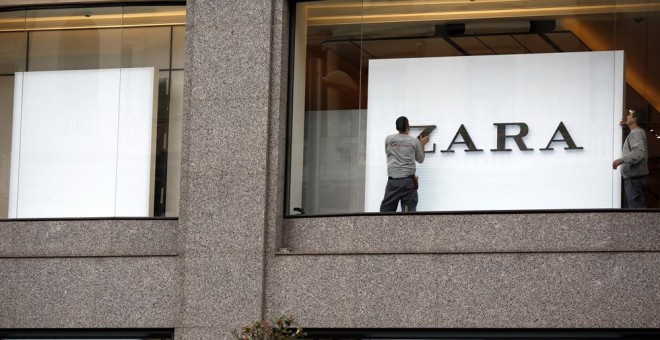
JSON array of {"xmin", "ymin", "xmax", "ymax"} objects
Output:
[
  {"xmin": 540, "ymin": 121, "xmax": 584, "ymax": 150},
  {"xmin": 441, "ymin": 124, "xmax": 483, "ymax": 152}
]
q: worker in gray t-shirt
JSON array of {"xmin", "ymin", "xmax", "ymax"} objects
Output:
[
  {"xmin": 380, "ymin": 116, "xmax": 429, "ymax": 212},
  {"xmin": 613, "ymin": 109, "xmax": 649, "ymax": 208}
]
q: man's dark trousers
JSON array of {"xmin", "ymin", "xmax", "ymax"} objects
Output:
[
  {"xmin": 380, "ymin": 177, "xmax": 417, "ymax": 212},
  {"xmin": 624, "ymin": 176, "xmax": 647, "ymax": 208}
]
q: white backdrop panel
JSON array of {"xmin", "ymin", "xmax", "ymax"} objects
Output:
[
  {"xmin": 365, "ymin": 51, "xmax": 624, "ymax": 212},
  {"xmin": 115, "ymin": 68, "xmax": 158, "ymax": 217},
  {"xmin": 9, "ymin": 68, "xmax": 156, "ymax": 218}
]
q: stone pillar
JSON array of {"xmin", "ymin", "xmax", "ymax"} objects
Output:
[{"xmin": 178, "ymin": 1, "xmax": 279, "ymax": 338}]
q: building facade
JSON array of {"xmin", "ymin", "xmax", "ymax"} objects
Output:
[{"xmin": 1, "ymin": 0, "xmax": 660, "ymax": 339}]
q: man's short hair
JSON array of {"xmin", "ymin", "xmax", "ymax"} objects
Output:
[
  {"xmin": 630, "ymin": 109, "xmax": 646, "ymax": 125},
  {"xmin": 396, "ymin": 116, "xmax": 409, "ymax": 132}
]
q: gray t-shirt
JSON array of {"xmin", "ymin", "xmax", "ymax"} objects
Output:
[
  {"xmin": 385, "ymin": 133, "xmax": 425, "ymax": 178},
  {"xmin": 617, "ymin": 127, "xmax": 649, "ymax": 179}
]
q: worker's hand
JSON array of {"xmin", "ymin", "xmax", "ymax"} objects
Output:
[
  {"xmin": 420, "ymin": 135, "xmax": 430, "ymax": 147},
  {"xmin": 612, "ymin": 159, "xmax": 622, "ymax": 170}
]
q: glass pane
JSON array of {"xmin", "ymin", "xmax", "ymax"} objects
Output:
[
  {"xmin": 0, "ymin": 9, "xmax": 26, "ymax": 32},
  {"xmin": 289, "ymin": 0, "xmax": 364, "ymax": 215},
  {"xmin": 151, "ymin": 70, "xmax": 173, "ymax": 217},
  {"xmin": 0, "ymin": 32, "xmax": 27, "ymax": 74},
  {"xmin": 166, "ymin": 70, "xmax": 184, "ymax": 217},
  {"xmin": 614, "ymin": 0, "xmax": 660, "ymax": 208},
  {"xmin": 0, "ymin": 75, "xmax": 14, "ymax": 219},
  {"xmin": 122, "ymin": 5, "xmax": 186, "ymax": 27},
  {"xmin": 0, "ymin": 11, "xmax": 27, "ymax": 74},
  {"xmin": 121, "ymin": 26, "xmax": 171, "ymax": 69},
  {"xmin": 120, "ymin": 7, "xmax": 183, "ymax": 217},
  {"xmin": 25, "ymin": 7, "xmax": 123, "ymax": 31},
  {"xmin": 28, "ymin": 28, "xmax": 122, "ymax": 71},
  {"xmin": 172, "ymin": 25, "xmax": 185, "ymax": 69}
]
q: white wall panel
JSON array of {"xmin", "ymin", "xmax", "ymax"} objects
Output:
[
  {"xmin": 9, "ymin": 68, "xmax": 156, "ymax": 218},
  {"xmin": 365, "ymin": 51, "xmax": 624, "ymax": 211},
  {"xmin": 115, "ymin": 68, "xmax": 157, "ymax": 216}
]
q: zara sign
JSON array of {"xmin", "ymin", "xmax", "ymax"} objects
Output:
[{"xmin": 365, "ymin": 51, "xmax": 624, "ymax": 211}]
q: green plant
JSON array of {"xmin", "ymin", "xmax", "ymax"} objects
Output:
[{"xmin": 231, "ymin": 315, "xmax": 305, "ymax": 340}]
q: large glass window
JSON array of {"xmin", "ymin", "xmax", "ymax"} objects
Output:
[
  {"xmin": 302, "ymin": 328, "xmax": 660, "ymax": 339},
  {"xmin": 0, "ymin": 4, "xmax": 185, "ymax": 218},
  {"xmin": 288, "ymin": 0, "xmax": 660, "ymax": 215}
]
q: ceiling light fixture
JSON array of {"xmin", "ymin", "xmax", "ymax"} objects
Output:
[
  {"xmin": 305, "ymin": 2, "xmax": 660, "ymax": 26},
  {"xmin": 0, "ymin": 9, "xmax": 186, "ymax": 32}
]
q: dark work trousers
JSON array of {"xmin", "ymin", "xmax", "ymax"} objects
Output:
[
  {"xmin": 624, "ymin": 176, "xmax": 647, "ymax": 208},
  {"xmin": 380, "ymin": 177, "xmax": 418, "ymax": 212}
]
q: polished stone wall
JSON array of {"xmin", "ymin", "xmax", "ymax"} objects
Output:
[
  {"xmin": 266, "ymin": 252, "xmax": 660, "ymax": 328},
  {"xmin": 177, "ymin": 0, "xmax": 283, "ymax": 339},
  {"xmin": 283, "ymin": 213, "xmax": 660, "ymax": 253},
  {"xmin": 265, "ymin": 213, "xmax": 660, "ymax": 328},
  {"xmin": 0, "ymin": 219, "xmax": 178, "ymax": 257},
  {"xmin": 0, "ymin": 1, "xmax": 186, "ymax": 332},
  {"xmin": 1, "ymin": 257, "xmax": 180, "ymax": 328},
  {"xmin": 0, "ymin": 219, "xmax": 180, "ymax": 329}
]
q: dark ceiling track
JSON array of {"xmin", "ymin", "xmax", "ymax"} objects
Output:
[{"xmin": 439, "ymin": 20, "xmax": 557, "ymax": 37}]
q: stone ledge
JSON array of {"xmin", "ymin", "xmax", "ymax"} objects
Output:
[
  {"xmin": 284, "ymin": 212, "xmax": 660, "ymax": 253},
  {"xmin": 0, "ymin": 219, "xmax": 178, "ymax": 257}
]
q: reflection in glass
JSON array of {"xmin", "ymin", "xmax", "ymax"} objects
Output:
[
  {"xmin": 122, "ymin": 5, "xmax": 186, "ymax": 27},
  {"xmin": 0, "ymin": 76, "xmax": 14, "ymax": 219},
  {"xmin": 0, "ymin": 9, "xmax": 26, "ymax": 32},
  {"xmin": 289, "ymin": 0, "xmax": 365, "ymax": 215},
  {"xmin": 172, "ymin": 26, "xmax": 186, "ymax": 69},
  {"xmin": 166, "ymin": 70, "xmax": 184, "ymax": 217},
  {"xmin": 28, "ymin": 29, "xmax": 122, "ymax": 71},
  {"xmin": 25, "ymin": 7, "xmax": 123, "ymax": 31},
  {"xmin": 0, "ymin": 32, "xmax": 27, "ymax": 74},
  {"xmin": 122, "ymin": 27, "xmax": 172, "ymax": 69}
]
